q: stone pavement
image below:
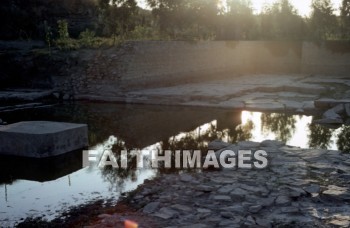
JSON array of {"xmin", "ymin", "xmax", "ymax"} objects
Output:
[
  {"xmin": 77, "ymin": 74, "xmax": 350, "ymax": 114},
  {"xmin": 88, "ymin": 140, "xmax": 350, "ymax": 228}
]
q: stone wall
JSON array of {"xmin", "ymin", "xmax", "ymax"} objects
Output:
[
  {"xmin": 301, "ymin": 41, "xmax": 350, "ymax": 76},
  {"xmin": 118, "ymin": 41, "xmax": 303, "ymax": 88},
  {"xmin": 5, "ymin": 41, "xmax": 349, "ymax": 98},
  {"xmin": 53, "ymin": 41, "xmax": 304, "ymax": 96}
]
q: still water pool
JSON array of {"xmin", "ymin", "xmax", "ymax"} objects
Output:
[{"xmin": 0, "ymin": 103, "xmax": 348, "ymax": 225}]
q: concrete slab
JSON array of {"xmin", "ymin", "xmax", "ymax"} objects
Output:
[{"xmin": 0, "ymin": 121, "xmax": 88, "ymax": 158}]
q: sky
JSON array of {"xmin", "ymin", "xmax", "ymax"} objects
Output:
[
  {"xmin": 137, "ymin": 0, "xmax": 343, "ymax": 17},
  {"xmin": 250, "ymin": 0, "xmax": 342, "ymax": 16}
]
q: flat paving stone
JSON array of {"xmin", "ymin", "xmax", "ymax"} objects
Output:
[{"xmin": 0, "ymin": 121, "xmax": 88, "ymax": 158}]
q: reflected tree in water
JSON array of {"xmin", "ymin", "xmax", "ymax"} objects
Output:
[
  {"xmin": 161, "ymin": 123, "xmax": 218, "ymax": 153},
  {"xmin": 99, "ymin": 137, "xmax": 138, "ymax": 192},
  {"xmin": 231, "ymin": 119, "xmax": 254, "ymax": 143},
  {"xmin": 161, "ymin": 119, "xmax": 254, "ymax": 152},
  {"xmin": 337, "ymin": 125, "xmax": 350, "ymax": 153},
  {"xmin": 261, "ymin": 113, "xmax": 296, "ymax": 142},
  {"xmin": 159, "ymin": 122, "xmax": 219, "ymax": 174},
  {"xmin": 308, "ymin": 123, "xmax": 333, "ymax": 149},
  {"xmin": 158, "ymin": 119, "xmax": 254, "ymax": 173},
  {"xmin": 219, "ymin": 120, "xmax": 254, "ymax": 144}
]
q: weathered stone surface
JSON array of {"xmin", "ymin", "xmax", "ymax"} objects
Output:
[
  {"xmin": 244, "ymin": 215, "xmax": 256, "ymax": 226},
  {"xmin": 154, "ymin": 207, "xmax": 179, "ymax": 220},
  {"xmin": 282, "ymin": 100, "xmax": 303, "ymax": 110},
  {"xmin": 90, "ymin": 139, "xmax": 350, "ymax": 228},
  {"xmin": 0, "ymin": 121, "xmax": 88, "ymax": 158},
  {"xmin": 143, "ymin": 202, "xmax": 160, "ymax": 214},
  {"xmin": 171, "ymin": 204, "xmax": 192, "ymax": 212},
  {"xmin": 255, "ymin": 218, "xmax": 271, "ymax": 227},
  {"xmin": 208, "ymin": 139, "xmax": 230, "ymax": 151},
  {"xmin": 258, "ymin": 197, "xmax": 276, "ymax": 207},
  {"xmin": 322, "ymin": 185, "xmax": 350, "ymax": 201},
  {"xmin": 286, "ymin": 187, "xmax": 307, "ymax": 198},
  {"xmin": 230, "ymin": 188, "xmax": 247, "ymax": 199},
  {"xmin": 314, "ymin": 98, "xmax": 350, "ymax": 109},
  {"xmin": 325, "ymin": 104, "xmax": 344, "ymax": 116},
  {"xmin": 218, "ymin": 100, "xmax": 245, "ymax": 109},
  {"xmin": 237, "ymin": 141, "xmax": 260, "ymax": 148},
  {"xmin": 345, "ymin": 103, "xmax": 350, "ymax": 117},
  {"xmin": 180, "ymin": 224, "xmax": 208, "ymax": 228},
  {"xmin": 303, "ymin": 184, "xmax": 321, "ymax": 194},
  {"xmin": 314, "ymin": 103, "xmax": 346, "ymax": 124},
  {"xmin": 217, "ymin": 185, "xmax": 235, "ymax": 194},
  {"xmin": 248, "ymin": 205, "xmax": 262, "ymax": 213},
  {"xmin": 245, "ymin": 102, "xmax": 285, "ymax": 111},
  {"xmin": 280, "ymin": 206, "xmax": 299, "ymax": 213},
  {"xmin": 221, "ymin": 205, "xmax": 245, "ymax": 214},
  {"xmin": 314, "ymin": 98, "xmax": 335, "ymax": 109},
  {"xmin": 260, "ymin": 140, "xmax": 285, "ymax": 148},
  {"xmin": 0, "ymin": 90, "xmax": 54, "ymax": 102},
  {"xmin": 197, "ymin": 208, "xmax": 211, "ymax": 213},
  {"xmin": 212, "ymin": 195, "xmax": 232, "ymax": 201},
  {"xmin": 195, "ymin": 185, "xmax": 215, "ymax": 192},
  {"xmin": 339, "ymin": 174, "xmax": 350, "ymax": 180},
  {"xmin": 220, "ymin": 211, "xmax": 234, "ymax": 218},
  {"xmin": 344, "ymin": 103, "xmax": 350, "ymax": 117},
  {"xmin": 328, "ymin": 216, "xmax": 350, "ymax": 227},
  {"xmin": 275, "ymin": 195, "xmax": 291, "ymax": 206},
  {"xmin": 239, "ymin": 184, "xmax": 268, "ymax": 195},
  {"xmin": 218, "ymin": 219, "xmax": 241, "ymax": 227},
  {"xmin": 180, "ymin": 174, "xmax": 195, "ymax": 183},
  {"xmin": 302, "ymin": 101, "xmax": 316, "ymax": 111}
]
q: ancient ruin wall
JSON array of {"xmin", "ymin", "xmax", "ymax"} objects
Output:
[
  {"xmin": 48, "ymin": 40, "xmax": 350, "ymax": 96},
  {"xmin": 301, "ymin": 41, "xmax": 350, "ymax": 76},
  {"xmin": 118, "ymin": 41, "xmax": 302, "ymax": 88}
]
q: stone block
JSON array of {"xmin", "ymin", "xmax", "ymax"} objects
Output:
[{"xmin": 0, "ymin": 121, "xmax": 88, "ymax": 158}]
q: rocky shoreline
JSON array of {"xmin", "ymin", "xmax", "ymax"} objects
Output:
[
  {"xmin": 2, "ymin": 74, "xmax": 350, "ymax": 116},
  {"xmin": 3, "ymin": 74, "xmax": 350, "ymax": 227},
  {"xmin": 83, "ymin": 140, "xmax": 350, "ymax": 228}
]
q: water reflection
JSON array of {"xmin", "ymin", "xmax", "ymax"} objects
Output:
[
  {"xmin": 240, "ymin": 111, "xmax": 312, "ymax": 148},
  {"xmin": 0, "ymin": 150, "xmax": 83, "ymax": 184},
  {"xmin": 160, "ymin": 121, "xmax": 217, "ymax": 152},
  {"xmin": 97, "ymin": 137, "xmax": 139, "ymax": 192},
  {"xmin": 308, "ymin": 124, "xmax": 333, "ymax": 149},
  {"xmin": 0, "ymin": 104, "xmax": 349, "ymax": 225},
  {"xmin": 261, "ymin": 113, "xmax": 297, "ymax": 142},
  {"xmin": 337, "ymin": 125, "xmax": 350, "ymax": 153}
]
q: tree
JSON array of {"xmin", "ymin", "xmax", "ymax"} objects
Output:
[
  {"xmin": 309, "ymin": 0, "xmax": 338, "ymax": 40},
  {"xmin": 146, "ymin": 0, "xmax": 219, "ymax": 39},
  {"xmin": 259, "ymin": 0, "xmax": 305, "ymax": 40},
  {"xmin": 223, "ymin": 0, "xmax": 257, "ymax": 40},
  {"xmin": 98, "ymin": 0, "xmax": 138, "ymax": 39},
  {"xmin": 340, "ymin": 0, "xmax": 350, "ymax": 38}
]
